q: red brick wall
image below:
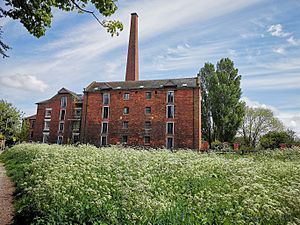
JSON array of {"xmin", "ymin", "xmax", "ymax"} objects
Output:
[
  {"xmin": 33, "ymin": 94, "xmax": 77, "ymax": 144},
  {"xmin": 81, "ymin": 87, "xmax": 201, "ymax": 149}
]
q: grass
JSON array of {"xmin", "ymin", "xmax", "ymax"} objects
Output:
[{"xmin": 1, "ymin": 143, "xmax": 300, "ymax": 224}]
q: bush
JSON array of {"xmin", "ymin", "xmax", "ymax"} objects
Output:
[{"xmin": 1, "ymin": 144, "xmax": 300, "ymax": 224}]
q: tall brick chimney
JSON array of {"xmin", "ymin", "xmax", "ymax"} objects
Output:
[{"xmin": 125, "ymin": 13, "xmax": 139, "ymax": 81}]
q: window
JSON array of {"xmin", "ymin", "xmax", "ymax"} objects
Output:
[
  {"xmin": 121, "ymin": 135, "xmax": 128, "ymax": 144},
  {"xmin": 101, "ymin": 136, "xmax": 107, "ymax": 146},
  {"xmin": 145, "ymin": 121, "xmax": 151, "ymax": 130},
  {"xmin": 44, "ymin": 120, "xmax": 50, "ymax": 131},
  {"xmin": 146, "ymin": 92, "xmax": 151, "ymax": 99},
  {"xmin": 103, "ymin": 93, "xmax": 110, "ymax": 105},
  {"xmin": 102, "ymin": 107, "xmax": 109, "ymax": 119},
  {"xmin": 167, "ymin": 137, "xmax": 174, "ymax": 149},
  {"xmin": 72, "ymin": 133, "xmax": 80, "ymax": 143},
  {"xmin": 61, "ymin": 96, "xmax": 67, "ymax": 108},
  {"xmin": 58, "ymin": 122, "xmax": 64, "ymax": 132},
  {"xmin": 59, "ymin": 109, "xmax": 66, "ymax": 120},
  {"xmin": 167, "ymin": 91, "xmax": 174, "ymax": 104},
  {"xmin": 167, "ymin": 122, "xmax": 174, "ymax": 134},
  {"xmin": 43, "ymin": 133, "xmax": 49, "ymax": 143},
  {"xmin": 167, "ymin": 105, "xmax": 174, "ymax": 118},
  {"xmin": 31, "ymin": 120, "xmax": 36, "ymax": 128},
  {"xmin": 57, "ymin": 136, "xmax": 63, "ymax": 145},
  {"xmin": 30, "ymin": 131, "xmax": 34, "ymax": 139},
  {"xmin": 72, "ymin": 121, "xmax": 80, "ymax": 131},
  {"xmin": 123, "ymin": 107, "xmax": 129, "ymax": 115},
  {"xmin": 45, "ymin": 108, "xmax": 52, "ymax": 118},
  {"xmin": 144, "ymin": 136, "xmax": 150, "ymax": 144},
  {"xmin": 145, "ymin": 107, "xmax": 151, "ymax": 115},
  {"xmin": 74, "ymin": 108, "xmax": 82, "ymax": 118},
  {"xmin": 123, "ymin": 121, "xmax": 128, "ymax": 129},
  {"xmin": 101, "ymin": 122, "xmax": 108, "ymax": 133},
  {"xmin": 123, "ymin": 93, "xmax": 130, "ymax": 100}
]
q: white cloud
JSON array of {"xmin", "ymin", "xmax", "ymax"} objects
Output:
[
  {"xmin": 272, "ymin": 47, "xmax": 285, "ymax": 54},
  {"xmin": 0, "ymin": 74, "xmax": 48, "ymax": 92},
  {"xmin": 267, "ymin": 24, "xmax": 290, "ymax": 37},
  {"xmin": 287, "ymin": 36, "xmax": 300, "ymax": 46}
]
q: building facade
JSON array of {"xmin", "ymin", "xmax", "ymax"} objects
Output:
[{"xmin": 30, "ymin": 13, "xmax": 202, "ymax": 149}]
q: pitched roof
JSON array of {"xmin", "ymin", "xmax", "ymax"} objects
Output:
[
  {"xmin": 85, "ymin": 77, "xmax": 199, "ymax": 92},
  {"xmin": 36, "ymin": 87, "xmax": 83, "ymax": 104},
  {"xmin": 24, "ymin": 114, "xmax": 36, "ymax": 120}
]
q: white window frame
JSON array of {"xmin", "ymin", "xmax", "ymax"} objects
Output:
[
  {"xmin": 123, "ymin": 93, "xmax": 130, "ymax": 100},
  {"xmin": 61, "ymin": 96, "xmax": 67, "ymax": 108},
  {"xmin": 59, "ymin": 109, "xmax": 66, "ymax": 121},
  {"xmin": 101, "ymin": 135, "xmax": 108, "ymax": 146},
  {"xmin": 44, "ymin": 119, "xmax": 50, "ymax": 131},
  {"xmin": 166, "ymin": 137, "xmax": 174, "ymax": 149},
  {"xmin": 123, "ymin": 107, "xmax": 129, "ymax": 115},
  {"xmin": 73, "ymin": 108, "xmax": 82, "ymax": 118},
  {"xmin": 166, "ymin": 122, "xmax": 174, "ymax": 135},
  {"xmin": 167, "ymin": 91, "xmax": 174, "ymax": 104},
  {"xmin": 42, "ymin": 132, "xmax": 49, "ymax": 143},
  {"xmin": 101, "ymin": 122, "xmax": 108, "ymax": 134},
  {"xmin": 58, "ymin": 121, "xmax": 64, "ymax": 132},
  {"xmin": 72, "ymin": 120, "xmax": 80, "ymax": 131},
  {"xmin": 57, "ymin": 135, "xmax": 63, "ymax": 145},
  {"xmin": 103, "ymin": 93, "xmax": 110, "ymax": 105},
  {"xmin": 102, "ymin": 106, "xmax": 109, "ymax": 119},
  {"xmin": 166, "ymin": 105, "xmax": 174, "ymax": 118},
  {"xmin": 45, "ymin": 108, "xmax": 52, "ymax": 118}
]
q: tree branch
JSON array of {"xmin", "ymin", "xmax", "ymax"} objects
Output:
[{"xmin": 70, "ymin": 0, "xmax": 105, "ymax": 27}]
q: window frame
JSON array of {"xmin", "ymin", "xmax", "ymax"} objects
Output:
[
  {"xmin": 166, "ymin": 137, "xmax": 174, "ymax": 149},
  {"xmin": 103, "ymin": 93, "xmax": 110, "ymax": 105},
  {"xmin": 59, "ymin": 109, "xmax": 66, "ymax": 121},
  {"xmin": 166, "ymin": 105, "xmax": 174, "ymax": 118},
  {"xmin": 123, "ymin": 107, "xmax": 129, "ymax": 115},
  {"xmin": 146, "ymin": 91, "xmax": 151, "ymax": 100},
  {"xmin": 45, "ymin": 108, "xmax": 52, "ymax": 118},
  {"xmin": 60, "ymin": 96, "xmax": 67, "ymax": 108},
  {"xmin": 167, "ymin": 91, "xmax": 174, "ymax": 104},
  {"xmin": 121, "ymin": 135, "xmax": 128, "ymax": 144},
  {"xmin": 102, "ymin": 106, "xmax": 109, "ymax": 119},
  {"xmin": 145, "ymin": 107, "xmax": 151, "ymax": 115},
  {"xmin": 42, "ymin": 133, "xmax": 50, "ymax": 143},
  {"xmin": 145, "ymin": 121, "xmax": 151, "ymax": 130},
  {"xmin": 58, "ymin": 121, "xmax": 64, "ymax": 132},
  {"xmin": 166, "ymin": 122, "xmax": 174, "ymax": 134},
  {"xmin": 123, "ymin": 93, "xmax": 130, "ymax": 100},
  {"xmin": 101, "ymin": 135, "xmax": 108, "ymax": 146},
  {"xmin": 43, "ymin": 120, "xmax": 50, "ymax": 131},
  {"xmin": 57, "ymin": 135, "xmax": 63, "ymax": 145},
  {"xmin": 123, "ymin": 121, "xmax": 129, "ymax": 129},
  {"xmin": 144, "ymin": 136, "xmax": 150, "ymax": 145},
  {"xmin": 101, "ymin": 122, "xmax": 108, "ymax": 134}
]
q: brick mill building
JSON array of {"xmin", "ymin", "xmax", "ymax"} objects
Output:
[{"xmin": 29, "ymin": 13, "xmax": 202, "ymax": 149}]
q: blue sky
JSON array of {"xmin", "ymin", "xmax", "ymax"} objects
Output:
[{"xmin": 0, "ymin": 0, "xmax": 300, "ymax": 136}]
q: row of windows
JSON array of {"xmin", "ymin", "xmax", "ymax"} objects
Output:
[
  {"xmin": 101, "ymin": 91, "xmax": 174, "ymax": 105},
  {"xmin": 100, "ymin": 136, "xmax": 174, "ymax": 148},
  {"xmin": 101, "ymin": 105, "xmax": 174, "ymax": 119},
  {"xmin": 45, "ymin": 108, "xmax": 81, "ymax": 119},
  {"xmin": 44, "ymin": 120, "xmax": 80, "ymax": 132},
  {"xmin": 42, "ymin": 133, "xmax": 80, "ymax": 144},
  {"xmin": 100, "ymin": 121, "xmax": 174, "ymax": 134}
]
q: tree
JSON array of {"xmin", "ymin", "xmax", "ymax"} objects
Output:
[
  {"xmin": 260, "ymin": 130, "xmax": 296, "ymax": 149},
  {"xmin": 19, "ymin": 119, "xmax": 30, "ymax": 142},
  {"xmin": 0, "ymin": 99, "xmax": 22, "ymax": 145},
  {"xmin": 199, "ymin": 58, "xmax": 245, "ymax": 144},
  {"xmin": 0, "ymin": 0, "xmax": 123, "ymax": 58},
  {"xmin": 239, "ymin": 106, "xmax": 284, "ymax": 148}
]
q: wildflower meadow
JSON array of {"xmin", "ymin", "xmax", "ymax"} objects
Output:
[{"xmin": 1, "ymin": 143, "xmax": 300, "ymax": 224}]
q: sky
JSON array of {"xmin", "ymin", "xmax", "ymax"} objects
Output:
[{"xmin": 0, "ymin": 0, "xmax": 300, "ymax": 137}]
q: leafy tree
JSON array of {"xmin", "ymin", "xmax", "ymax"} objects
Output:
[
  {"xmin": 0, "ymin": 0, "xmax": 123, "ymax": 58},
  {"xmin": 260, "ymin": 130, "xmax": 296, "ymax": 149},
  {"xmin": 199, "ymin": 58, "xmax": 245, "ymax": 144},
  {"xmin": 19, "ymin": 119, "xmax": 30, "ymax": 142},
  {"xmin": 0, "ymin": 99, "xmax": 22, "ymax": 144},
  {"xmin": 239, "ymin": 106, "xmax": 284, "ymax": 148}
]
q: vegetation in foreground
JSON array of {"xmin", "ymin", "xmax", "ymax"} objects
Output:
[{"xmin": 1, "ymin": 144, "xmax": 300, "ymax": 225}]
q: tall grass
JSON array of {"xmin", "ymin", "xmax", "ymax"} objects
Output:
[{"xmin": 1, "ymin": 143, "xmax": 300, "ymax": 224}]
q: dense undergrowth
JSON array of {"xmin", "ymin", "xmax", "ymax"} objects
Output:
[{"xmin": 1, "ymin": 144, "xmax": 300, "ymax": 224}]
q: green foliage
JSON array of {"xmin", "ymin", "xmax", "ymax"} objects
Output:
[
  {"xmin": 0, "ymin": 0, "xmax": 123, "ymax": 57},
  {"xmin": 19, "ymin": 119, "xmax": 30, "ymax": 142},
  {"xmin": 2, "ymin": 144, "xmax": 300, "ymax": 224},
  {"xmin": 260, "ymin": 130, "xmax": 297, "ymax": 149},
  {"xmin": 240, "ymin": 106, "xmax": 284, "ymax": 148},
  {"xmin": 199, "ymin": 58, "xmax": 245, "ymax": 144},
  {"xmin": 0, "ymin": 99, "xmax": 22, "ymax": 144}
]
